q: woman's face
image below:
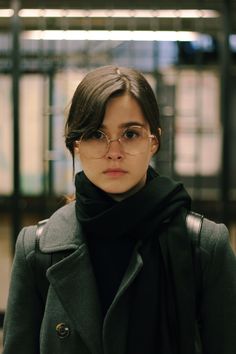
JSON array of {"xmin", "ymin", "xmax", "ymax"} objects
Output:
[{"xmin": 75, "ymin": 94, "xmax": 158, "ymax": 200}]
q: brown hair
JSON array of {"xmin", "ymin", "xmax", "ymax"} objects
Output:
[{"xmin": 65, "ymin": 65, "xmax": 161, "ymax": 167}]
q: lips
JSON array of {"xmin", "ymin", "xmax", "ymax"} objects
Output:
[{"xmin": 103, "ymin": 168, "xmax": 128, "ymax": 177}]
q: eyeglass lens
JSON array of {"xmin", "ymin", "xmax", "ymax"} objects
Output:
[{"xmin": 79, "ymin": 126, "xmax": 153, "ymax": 158}]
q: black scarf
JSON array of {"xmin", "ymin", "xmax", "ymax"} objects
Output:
[{"xmin": 75, "ymin": 167, "xmax": 195, "ymax": 354}]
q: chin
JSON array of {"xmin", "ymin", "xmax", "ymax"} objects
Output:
[
  {"xmin": 93, "ymin": 175, "xmax": 146, "ymax": 198},
  {"xmin": 101, "ymin": 181, "xmax": 145, "ymax": 201},
  {"xmin": 102, "ymin": 186, "xmax": 130, "ymax": 195},
  {"xmin": 97, "ymin": 186, "xmax": 132, "ymax": 200},
  {"xmin": 97, "ymin": 183, "xmax": 131, "ymax": 196}
]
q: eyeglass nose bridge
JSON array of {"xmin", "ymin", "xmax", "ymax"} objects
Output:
[
  {"xmin": 106, "ymin": 136, "xmax": 124, "ymax": 152},
  {"xmin": 108, "ymin": 137, "xmax": 122, "ymax": 144}
]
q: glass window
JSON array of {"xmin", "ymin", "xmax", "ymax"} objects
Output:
[
  {"xmin": 20, "ymin": 74, "xmax": 46, "ymax": 194},
  {"xmin": 0, "ymin": 75, "xmax": 13, "ymax": 195},
  {"xmin": 174, "ymin": 69, "xmax": 221, "ymax": 176}
]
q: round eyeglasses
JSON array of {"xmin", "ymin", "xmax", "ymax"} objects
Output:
[{"xmin": 75, "ymin": 125, "xmax": 156, "ymax": 159}]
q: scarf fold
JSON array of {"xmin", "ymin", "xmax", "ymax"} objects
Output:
[
  {"xmin": 75, "ymin": 166, "xmax": 195, "ymax": 354},
  {"xmin": 75, "ymin": 166, "xmax": 191, "ymax": 239}
]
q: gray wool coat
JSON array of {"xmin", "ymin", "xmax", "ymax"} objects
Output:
[{"xmin": 2, "ymin": 202, "xmax": 236, "ymax": 354}]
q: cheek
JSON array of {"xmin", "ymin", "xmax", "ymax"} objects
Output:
[
  {"xmin": 79, "ymin": 158, "xmax": 102, "ymax": 181},
  {"xmin": 141, "ymin": 147, "xmax": 155, "ymax": 165},
  {"xmin": 126, "ymin": 153, "xmax": 152, "ymax": 179},
  {"xmin": 79, "ymin": 158, "xmax": 94, "ymax": 174}
]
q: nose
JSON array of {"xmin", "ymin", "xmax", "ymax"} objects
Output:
[{"xmin": 106, "ymin": 139, "xmax": 124, "ymax": 160}]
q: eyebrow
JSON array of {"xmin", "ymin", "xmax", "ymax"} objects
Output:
[{"xmin": 100, "ymin": 121, "xmax": 145, "ymax": 129}]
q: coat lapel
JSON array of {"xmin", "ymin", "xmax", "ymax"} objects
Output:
[
  {"xmin": 47, "ymin": 244, "xmax": 103, "ymax": 354},
  {"xmin": 38, "ymin": 201, "xmax": 103, "ymax": 354}
]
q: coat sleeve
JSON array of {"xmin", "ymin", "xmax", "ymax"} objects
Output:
[
  {"xmin": 3, "ymin": 227, "xmax": 44, "ymax": 354},
  {"xmin": 200, "ymin": 219, "xmax": 236, "ymax": 354}
]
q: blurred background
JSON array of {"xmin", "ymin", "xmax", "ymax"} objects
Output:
[{"xmin": 1, "ymin": 0, "xmax": 236, "ymax": 346}]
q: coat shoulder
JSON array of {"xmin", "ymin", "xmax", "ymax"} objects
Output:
[
  {"xmin": 14, "ymin": 225, "xmax": 37, "ymax": 262},
  {"xmin": 199, "ymin": 217, "xmax": 236, "ymax": 274},
  {"xmin": 39, "ymin": 201, "xmax": 82, "ymax": 253},
  {"xmin": 200, "ymin": 217, "xmax": 230, "ymax": 255},
  {"xmin": 16, "ymin": 201, "xmax": 80, "ymax": 256}
]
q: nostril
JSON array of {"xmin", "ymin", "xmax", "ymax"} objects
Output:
[
  {"xmin": 108, "ymin": 154, "xmax": 123, "ymax": 160},
  {"xmin": 106, "ymin": 140, "xmax": 124, "ymax": 159}
]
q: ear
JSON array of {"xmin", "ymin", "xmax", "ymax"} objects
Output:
[
  {"xmin": 150, "ymin": 138, "xmax": 159, "ymax": 155},
  {"xmin": 151, "ymin": 128, "xmax": 161, "ymax": 154},
  {"xmin": 74, "ymin": 141, "xmax": 80, "ymax": 155}
]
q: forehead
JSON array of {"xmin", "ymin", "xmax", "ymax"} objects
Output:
[{"xmin": 101, "ymin": 94, "xmax": 148, "ymax": 130}]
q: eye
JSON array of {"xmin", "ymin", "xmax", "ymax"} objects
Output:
[
  {"xmin": 123, "ymin": 127, "xmax": 141, "ymax": 140},
  {"xmin": 83, "ymin": 130, "xmax": 105, "ymax": 141},
  {"xmin": 91, "ymin": 130, "xmax": 104, "ymax": 140}
]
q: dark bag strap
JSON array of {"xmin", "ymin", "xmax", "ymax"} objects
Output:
[
  {"xmin": 34, "ymin": 218, "xmax": 72, "ymax": 301},
  {"xmin": 35, "ymin": 219, "xmax": 51, "ymax": 301},
  {"xmin": 186, "ymin": 211, "xmax": 204, "ymax": 354},
  {"xmin": 186, "ymin": 211, "xmax": 203, "ymax": 248},
  {"xmin": 186, "ymin": 211, "xmax": 204, "ymax": 303}
]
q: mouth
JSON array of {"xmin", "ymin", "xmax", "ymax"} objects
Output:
[{"xmin": 103, "ymin": 168, "xmax": 128, "ymax": 177}]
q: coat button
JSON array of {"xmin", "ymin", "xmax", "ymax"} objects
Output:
[{"xmin": 56, "ymin": 323, "xmax": 70, "ymax": 339}]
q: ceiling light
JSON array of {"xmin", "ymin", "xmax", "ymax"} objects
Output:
[
  {"xmin": 0, "ymin": 9, "xmax": 14, "ymax": 17},
  {"xmin": 18, "ymin": 8, "xmax": 219, "ymax": 18},
  {"xmin": 19, "ymin": 9, "xmax": 66, "ymax": 17},
  {"xmin": 22, "ymin": 30, "xmax": 202, "ymax": 42}
]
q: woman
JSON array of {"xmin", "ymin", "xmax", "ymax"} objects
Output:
[{"xmin": 3, "ymin": 66, "xmax": 236, "ymax": 354}]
